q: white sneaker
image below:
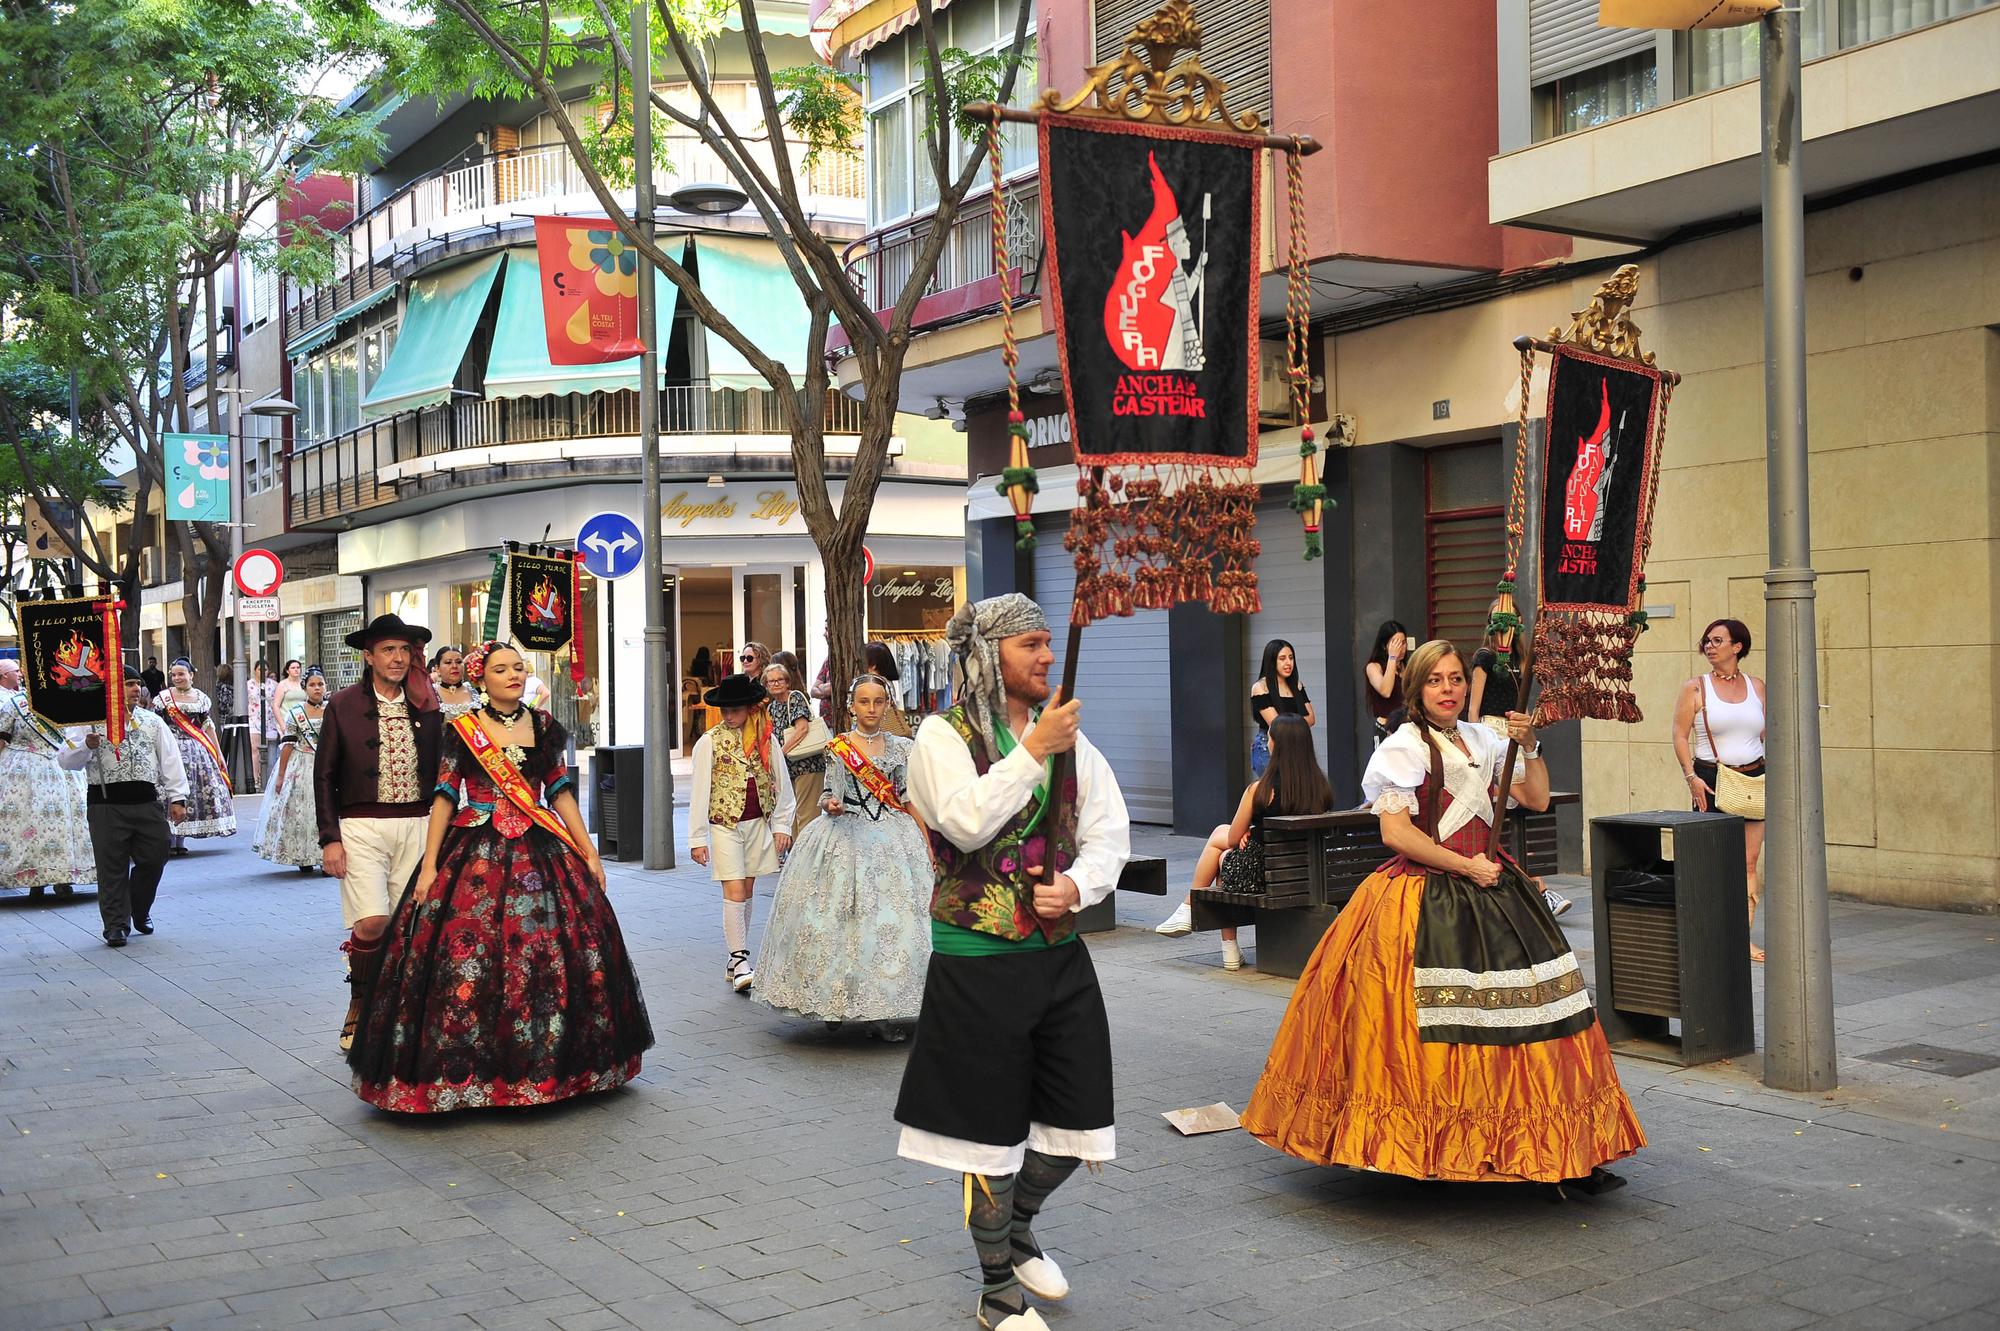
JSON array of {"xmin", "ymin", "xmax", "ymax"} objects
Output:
[
  {"xmin": 1155, "ymin": 901, "xmax": 1194, "ymax": 936},
  {"xmin": 976, "ymin": 1300, "xmax": 1049, "ymax": 1331},
  {"xmin": 727, "ymin": 951, "xmax": 755, "ymax": 992},
  {"xmin": 1543, "ymin": 887, "xmax": 1573, "ymax": 918},
  {"xmin": 1014, "ymin": 1253, "xmax": 1069, "ymax": 1301},
  {"xmin": 1221, "ymin": 938, "xmax": 1244, "ymax": 971}
]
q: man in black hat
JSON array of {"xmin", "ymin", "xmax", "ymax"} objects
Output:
[
  {"xmin": 56, "ymin": 668, "xmax": 188, "ymax": 946},
  {"xmin": 314, "ymin": 613, "xmax": 441, "ymax": 1051}
]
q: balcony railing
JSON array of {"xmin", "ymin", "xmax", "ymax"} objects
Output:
[
  {"xmin": 286, "ymin": 138, "xmax": 866, "ymax": 343},
  {"xmin": 844, "ymin": 178, "xmax": 1043, "ymax": 316},
  {"xmin": 289, "ymin": 382, "xmax": 865, "ymax": 528}
]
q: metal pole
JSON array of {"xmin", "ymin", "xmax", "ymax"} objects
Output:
[
  {"xmin": 1758, "ymin": 10, "xmax": 1835, "ymax": 1091},
  {"xmin": 635, "ymin": 0, "xmax": 676, "ymax": 869}
]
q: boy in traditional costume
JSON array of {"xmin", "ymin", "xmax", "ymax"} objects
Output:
[
  {"xmin": 896, "ymin": 594, "xmax": 1131, "ymax": 1331},
  {"xmin": 687, "ymin": 672, "xmax": 795, "ymax": 992}
]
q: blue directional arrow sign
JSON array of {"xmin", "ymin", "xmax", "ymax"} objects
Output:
[{"xmin": 576, "ymin": 510, "xmax": 646, "ymax": 581}]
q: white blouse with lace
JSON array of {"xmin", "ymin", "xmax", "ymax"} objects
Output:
[{"xmin": 1361, "ymin": 721, "xmax": 1528, "ymax": 842}]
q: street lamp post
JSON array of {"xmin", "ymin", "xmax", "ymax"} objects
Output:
[
  {"xmin": 1758, "ymin": 9, "xmax": 1836, "ymax": 1091},
  {"xmin": 634, "ymin": 0, "xmax": 675, "ymax": 869}
]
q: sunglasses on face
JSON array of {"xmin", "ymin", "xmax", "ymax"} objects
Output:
[{"xmin": 739, "ymin": 653, "xmax": 757, "ymax": 662}]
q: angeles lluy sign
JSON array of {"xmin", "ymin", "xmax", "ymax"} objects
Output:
[{"xmin": 661, "ymin": 489, "xmax": 803, "ymax": 531}]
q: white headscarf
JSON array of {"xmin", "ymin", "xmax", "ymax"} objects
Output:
[{"xmin": 947, "ymin": 593, "xmax": 1049, "ymax": 758}]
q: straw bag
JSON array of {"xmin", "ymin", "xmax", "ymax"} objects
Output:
[{"xmin": 1699, "ymin": 688, "xmax": 1765, "ymax": 821}]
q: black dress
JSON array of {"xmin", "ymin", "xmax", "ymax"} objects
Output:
[
  {"xmin": 349, "ymin": 713, "xmax": 654, "ymax": 1112},
  {"xmin": 1471, "ymin": 648, "xmax": 1519, "ymax": 717}
]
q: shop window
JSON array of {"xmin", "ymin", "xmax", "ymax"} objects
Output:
[
  {"xmin": 868, "ymin": 564, "xmax": 961, "ymax": 634},
  {"xmin": 448, "ymin": 580, "xmax": 491, "ymax": 654},
  {"xmin": 376, "ymin": 587, "xmax": 429, "ymax": 628},
  {"xmin": 317, "ymin": 610, "xmax": 364, "ymax": 689}
]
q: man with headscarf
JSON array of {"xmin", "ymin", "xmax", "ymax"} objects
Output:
[{"xmin": 895, "ymin": 593, "xmax": 1131, "ymax": 1331}]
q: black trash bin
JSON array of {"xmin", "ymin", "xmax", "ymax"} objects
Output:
[
  {"xmin": 591, "ymin": 745, "xmax": 646, "ymax": 863},
  {"xmin": 1589, "ymin": 810, "xmax": 1755, "ymax": 1067}
]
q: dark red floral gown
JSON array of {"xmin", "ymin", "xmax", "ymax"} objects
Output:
[{"xmin": 349, "ymin": 714, "xmax": 653, "ymax": 1113}]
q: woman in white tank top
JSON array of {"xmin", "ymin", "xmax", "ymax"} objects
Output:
[{"xmin": 1672, "ymin": 618, "xmax": 1769, "ymax": 962}]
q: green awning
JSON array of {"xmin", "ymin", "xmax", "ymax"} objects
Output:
[
  {"xmin": 360, "ymin": 252, "xmax": 503, "ymax": 419},
  {"xmin": 285, "ymin": 282, "xmax": 399, "ymax": 360},
  {"xmin": 694, "ymin": 234, "xmax": 821, "ymax": 390},
  {"xmin": 286, "ymin": 322, "xmax": 339, "ymax": 361},
  {"xmin": 484, "ymin": 245, "xmax": 686, "ymax": 401}
]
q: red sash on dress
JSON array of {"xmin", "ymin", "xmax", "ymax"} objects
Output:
[
  {"xmin": 453, "ymin": 714, "xmax": 590, "ymax": 859},
  {"xmin": 829, "ymin": 732, "xmax": 906, "ymax": 813},
  {"xmin": 163, "ymin": 702, "xmax": 233, "ymax": 793}
]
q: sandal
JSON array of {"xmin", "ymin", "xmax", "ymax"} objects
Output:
[{"xmin": 1750, "ymin": 944, "xmax": 1766, "ymax": 963}]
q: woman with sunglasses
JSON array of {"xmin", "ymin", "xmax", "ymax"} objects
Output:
[
  {"xmin": 1672, "ymin": 618, "xmax": 1768, "ymax": 962},
  {"xmin": 737, "ymin": 641, "xmax": 772, "ymax": 679}
]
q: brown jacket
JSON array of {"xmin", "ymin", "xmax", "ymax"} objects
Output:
[{"xmin": 313, "ymin": 679, "xmax": 443, "ymax": 846}]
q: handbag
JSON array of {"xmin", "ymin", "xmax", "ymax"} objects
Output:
[
  {"xmin": 790, "ymin": 712, "xmax": 831, "ymax": 760},
  {"xmin": 1698, "ymin": 687, "xmax": 1766, "ymax": 821}
]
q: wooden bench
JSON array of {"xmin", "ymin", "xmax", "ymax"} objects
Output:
[
  {"xmin": 1076, "ymin": 854, "xmax": 1168, "ymax": 934},
  {"xmin": 1188, "ymin": 793, "xmax": 1579, "ymax": 979}
]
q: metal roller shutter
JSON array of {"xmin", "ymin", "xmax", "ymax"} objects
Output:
[
  {"xmin": 1094, "ymin": 0, "xmax": 1271, "ymax": 117},
  {"xmin": 1529, "ymin": 0, "xmax": 1653, "ymax": 85},
  {"xmin": 1032, "ymin": 517, "xmax": 1176, "ymax": 824},
  {"xmin": 1425, "ymin": 509, "xmax": 1508, "ymax": 654},
  {"xmin": 1245, "ymin": 497, "xmax": 1332, "ymax": 777}
]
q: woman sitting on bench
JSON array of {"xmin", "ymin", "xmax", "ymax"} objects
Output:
[{"xmin": 1154, "ymin": 715, "xmax": 1332, "ymax": 969}]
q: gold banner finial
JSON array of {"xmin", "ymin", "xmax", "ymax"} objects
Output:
[
  {"xmin": 1550, "ymin": 263, "xmax": 1654, "ymax": 365},
  {"xmin": 1039, "ymin": 0, "xmax": 1264, "ymax": 133}
]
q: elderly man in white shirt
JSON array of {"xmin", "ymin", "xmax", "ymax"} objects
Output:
[
  {"xmin": 893, "ymin": 594, "xmax": 1130, "ymax": 1331},
  {"xmin": 58, "ymin": 667, "xmax": 188, "ymax": 946}
]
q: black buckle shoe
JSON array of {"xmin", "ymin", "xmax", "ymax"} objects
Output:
[
  {"xmin": 105, "ymin": 928, "xmax": 129, "ymax": 948},
  {"xmin": 133, "ymin": 917, "xmax": 154, "ymax": 935}
]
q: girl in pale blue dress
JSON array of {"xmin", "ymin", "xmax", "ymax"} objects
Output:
[{"xmin": 755, "ymin": 675, "xmax": 932, "ymax": 1036}]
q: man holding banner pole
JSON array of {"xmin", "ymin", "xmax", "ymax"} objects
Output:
[{"xmin": 58, "ymin": 668, "xmax": 187, "ymax": 948}]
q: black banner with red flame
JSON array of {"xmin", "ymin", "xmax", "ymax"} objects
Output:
[
  {"xmin": 20, "ymin": 596, "xmax": 125, "ymax": 741},
  {"xmin": 1537, "ymin": 345, "xmax": 1667, "ymax": 616},
  {"xmin": 1039, "ymin": 114, "xmax": 1260, "ymax": 470},
  {"xmin": 506, "ymin": 550, "xmax": 577, "ymax": 655}
]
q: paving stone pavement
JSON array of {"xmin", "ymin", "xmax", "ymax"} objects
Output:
[{"xmin": 3, "ymin": 797, "xmax": 1998, "ymax": 1331}]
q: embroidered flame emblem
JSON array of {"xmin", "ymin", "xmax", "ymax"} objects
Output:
[
  {"xmin": 527, "ymin": 576, "xmax": 565, "ymax": 629},
  {"xmin": 52, "ymin": 631, "xmax": 101, "ymax": 686}
]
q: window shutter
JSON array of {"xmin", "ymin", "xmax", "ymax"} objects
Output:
[
  {"xmin": 1426, "ymin": 509, "xmax": 1509, "ymax": 652},
  {"xmin": 1529, "ymin": 0, "xmax": 1654, "ymax": 86},
  {"xmin": 1093, "ymin": 0, "xmax": 1270, "ymax": 117}
]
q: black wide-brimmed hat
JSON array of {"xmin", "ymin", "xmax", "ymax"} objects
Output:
[
  {"xmin": 703, "ymin": 672, "xmax": 769, "ymax": 709},
  {"xmin": 345, "ymin": 612, "xmax": 434, "ymax": 651}
]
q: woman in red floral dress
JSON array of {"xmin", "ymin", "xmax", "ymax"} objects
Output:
[{"xmin": 348, "ymin": 642, "xmax": 653, "ymax": 1112}]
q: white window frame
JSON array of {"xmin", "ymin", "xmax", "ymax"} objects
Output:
[{"xmin": 862, "ymin": 0, "xmax": 1040, "ymax": 230}]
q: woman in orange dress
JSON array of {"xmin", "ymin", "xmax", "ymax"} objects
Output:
[{"xmin": 1241, "ymin": 639, "xmax": 1644, "ymax": 1185}]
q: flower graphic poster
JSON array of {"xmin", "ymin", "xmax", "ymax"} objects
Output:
[
  {"xmin": 533, "ymin": 215, "xmax": 645, "ymax": 365},
  {"xmin": 164, "ymin": 433, "xmax": 232, "ymax": 522}
]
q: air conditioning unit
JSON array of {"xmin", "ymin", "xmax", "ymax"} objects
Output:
[{"xmin": 1258, "ymin": 341, "xmax": 1296, "ymax": 424}]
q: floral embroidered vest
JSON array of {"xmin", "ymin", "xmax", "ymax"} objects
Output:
[
  {"xmin": 707, "ymin": 723, "xmax": 772, "ymax": 829},
  {"xmin": 928, "ymin": 705, "xmax": 1080, "ymax": 944}
]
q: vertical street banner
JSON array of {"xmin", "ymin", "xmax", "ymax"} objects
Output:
[
  {"xmin": 19, "ymin": 595, "xmax": 126, "ymax": 743},
  {"xmin": 1039, "ymin": 115, "xmax": 1261, "ymax": 469},
  {"xmin": 533, "ymin": 216, "xmax": 644, "ymax": 365},
  {"xmin": 163, "ymin": 433, "xmax": 232, "ymax": 523},
  {"xmin": 506, "ymin": 549, "xmax": 578, "ymax": 654},
  {"xmin": 1532, "ymin": 344, "xmax": 1671, "ymax": 724}
]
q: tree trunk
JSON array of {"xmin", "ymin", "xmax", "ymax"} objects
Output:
[{"xmin": 818, "ymin": 523, "xmax": 867, "ymax": 734}]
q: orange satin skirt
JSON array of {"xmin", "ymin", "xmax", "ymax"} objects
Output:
[{"xmin": 1240, "ymin": 864, "xmax": 1646, "ymax": 1183}]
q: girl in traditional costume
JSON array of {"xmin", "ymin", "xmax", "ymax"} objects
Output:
[
  {"xmin": 688, "ymin": 673, "xmax": 796, "ymax": 993},
  {"xmin": 348, "ymin": 641, "xmax": 652, "ymax": 1113},
  {"xmin": 1241, "ymin": 639, "xmax": 1644, "ymax": 1186},
  {"xmin": 755, "ymin": 675, "xmax": 932, "ymax": 1037},
  {"xmin": 155, "ymin": 659, "xmax": 236, "ymax": 847},
  {"xmin": 257, "ymin": 667, "xmax": 328, "ymax": 872},
  {"xmin": 0, "ymin": 682, "xmax": 95, "ymax": 894}
]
